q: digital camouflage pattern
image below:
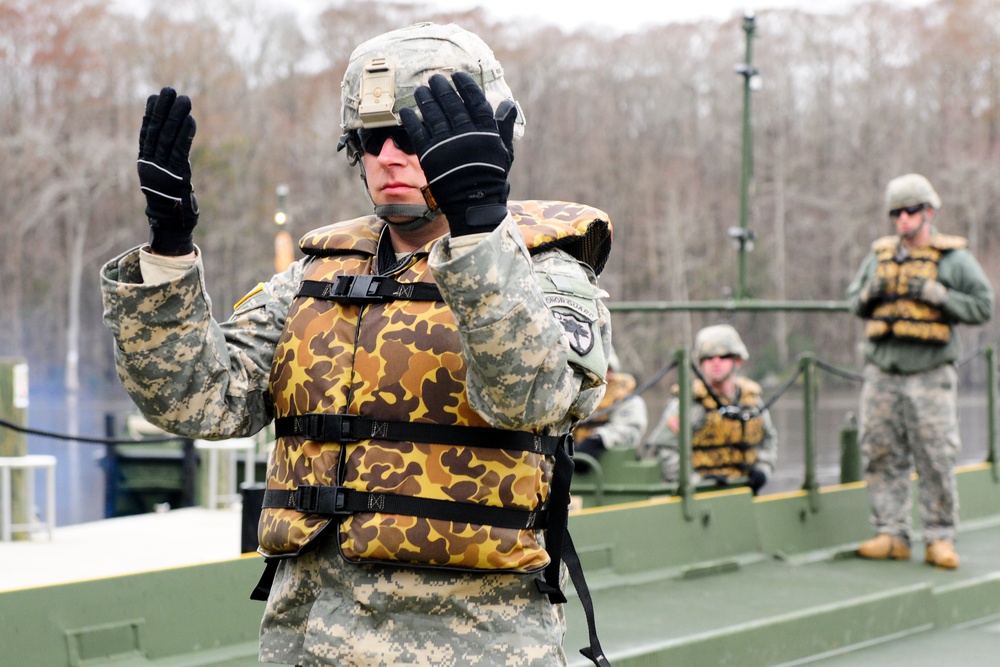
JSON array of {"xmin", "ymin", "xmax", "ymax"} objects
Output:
[
  {"xmin": 859, "ymin": 363, "xmax": 960, "ymax": 545},
  {"xmin": 573, "ymin": 371, "xmax": 636, "ymax": 442},
  {"xmin": 865, "ymin": 234, "xmax": 967, "ymax": 344},
  {"xmin": 340, "ymin": 22, "xmax": 525, "ymax": 139},
  {"xmin": 693, "ymin": 323, "xmax": 749, "ymax": 361},
  {"xmin": 260, "ymin": 533, "xmax": 569, "ymax": 666},
  {"xmin": 884, "ymin": 173, "xmax": 942, "ymax": 212}
]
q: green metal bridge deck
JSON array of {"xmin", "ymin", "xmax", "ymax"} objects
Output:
[{"xmin": 2, "ymin": 463, "xmax": 998, "ymax": 666}]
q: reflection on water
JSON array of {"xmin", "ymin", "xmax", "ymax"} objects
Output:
[{"xmin": 15, "ymin": 381, "xmax": 998, "ymax": 526}]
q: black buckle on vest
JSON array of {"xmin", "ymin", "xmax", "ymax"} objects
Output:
[
  {"xmin": 292, "ymin": 485, "xmax": 350, "ymax": 514},
  {"xmin": 333, "ymin": 275, "xmax": 386, "ymax": 303},
  {"xmin": 561, "ymin": 433, "xmax": 575, "ymax": 457},
  {"xmin": 294, "ymin": 414, "xmax": 359, "ymax": 442}
]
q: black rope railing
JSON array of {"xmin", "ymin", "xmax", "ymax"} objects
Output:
[{"xmin": 0, "ymin": 416, "xmax": 181, "ymax": 446}]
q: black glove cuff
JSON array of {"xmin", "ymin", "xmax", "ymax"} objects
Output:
[
  {"xmin": 446, "ymin": 204, "xmax": 509, "ymax": 237},
  {"xmin": 148, "ymin": 221, "xmax": 195, "ymax": 256}
]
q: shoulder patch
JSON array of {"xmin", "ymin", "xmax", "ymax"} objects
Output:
[
  {"xmin": 553, "ymin": 309, "xmax": 596, "ymax": 355},
  {"xmin": 234, "ymin": 283, "xmax": 265, "ymax": 311}
]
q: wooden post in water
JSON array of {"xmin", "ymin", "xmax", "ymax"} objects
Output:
[{"xmin": 0, "ymin": 358, "xmax": 30, "ymax": 539}]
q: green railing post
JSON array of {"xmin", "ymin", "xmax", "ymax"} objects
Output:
[
  {"xmin": 800, "ymin": 353, "xmax": 820, "ymax": 512},
  {"xmin": 986, "ymin": 346, "xmax": 998, "ymax": 482},
  {"xmin": 839, "ymin": 412, "xmax": 862, "ymax": 484},
  {"xmin": 0, "ymin": 359, "xmax": 30, "ymax": 540},
  {"xmin": 675, "ymin": 347, "xmax": 695, "ymax": 521}
]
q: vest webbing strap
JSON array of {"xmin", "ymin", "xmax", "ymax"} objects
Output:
[
  {"xmin": 274, "ymin": 414, "xmax": 566, "ymax": 456},
  {"xmin": 261, "ymin": 486, "xmax": 547, "ymax": 530},
  {"xmin": 297, "ymin": 276, "xmax": 442, "ymax": 303}
]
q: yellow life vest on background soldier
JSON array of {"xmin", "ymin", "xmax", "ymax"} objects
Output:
[
  {"xmin": 574, "ymin": 371, "xmax": 636, "ymax": 442},
  {"xmin": 690, "ymin": 376, "xmax": 765, "ymax": 479},
  {"xmin": 259, "ymin": 200, "xmax": 610, "ymax": 576},
  {"xmin": 865, "ymin": 233, "xmax": 967, "ymax": 344}
]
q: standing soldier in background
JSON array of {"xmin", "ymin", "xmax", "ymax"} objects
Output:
[
  {"xmin": 848, "ymin": 173, "xmax": 994, "ymax": 570},
  {"xmin": 100, "ymin": 22, "xmax": 614, "ymax": 666},
  {"xmin": 642, "ymin": 324, "xmax": 777, "ymax": 495},
  {"xmin": 572, "ymin": 346, "xmax": 648, "ymax": 469}
]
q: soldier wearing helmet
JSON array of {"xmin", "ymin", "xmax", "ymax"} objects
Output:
[
  {"xmin": 642, "ymin": 324, "xmax": 777, "ymax": 495},
  {"xmin": 572, "ymin": 346, "xmax": 649, "ymax": 470},
  {"xmin": 101, "ymin": 22, "xmax": 613, "ymax": 667},
  {"xmin": 848, "ymin": 173, "xmax": 994, "ymax": 570}
]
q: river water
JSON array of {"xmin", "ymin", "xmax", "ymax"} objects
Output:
[{"xmin": 13, "ymin": 380, "xmax": 997, "ymax": 527}]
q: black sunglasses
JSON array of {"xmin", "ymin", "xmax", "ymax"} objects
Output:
[
  {"xmin": 889, "ymin": 203, "xmax": 926, "ymax": 219},
  {"xmin": 356, "ymin": 127, "xmax": 415, "ymax": 155},
  {"xmin": 700, "ymin": 354, "xmax": 740, "ymax": 362}
]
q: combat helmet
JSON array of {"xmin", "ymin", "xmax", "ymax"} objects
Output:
[
  {"xmin": 337, "ymin": 22, "xmax": 524, "ymax": 227},
  {"xmin": 339, "ymin": 22, "xmax": 523, "ymax": 148},
  {"xmin": 694, "ymin": 324, "xmax": 749, "ymax": 362},
  {"xmin": 884, "ymin": 173, "xmax": 941, "ymax": 213}
]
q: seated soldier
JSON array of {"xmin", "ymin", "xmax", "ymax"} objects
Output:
[{"xmin": 642, "ymin": 324, "xmax": 777, "ymax": 494}]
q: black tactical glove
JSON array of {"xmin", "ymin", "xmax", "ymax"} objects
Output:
[
  {"xmin": 137, "ymin": 87, "xmax": 199, "ymax": 255},
  {"xmin": 860, "ymin": 275, "xmax": 888, "ymax": 305},
  {"xmin": 747, "ymin": 467, "xmax": 767, "ymax": 496},
  {"xmin": 400, "ymin": 72, "xmax": 516, "ymax": 237},
  {"xmin": 907, "ymin": 276, "xmax": 947, "ymax": 306},
  {"xmin": 575, "ymin": 435, "xmax": 606, "ymax": 458}
]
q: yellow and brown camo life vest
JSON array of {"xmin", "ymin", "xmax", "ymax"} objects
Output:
[
  {"xmin": 260, "ymin": 201, "xmax": 611, "ymax": 575},
  {"xmin": 690, "ymin": 377, "xmax": 765, "ymax": 480},
  {"xmin": 865, "ymin": 234, "xmax": 966, "ymax": 344},
  {"xmin": 573, "ymin": 371, "xmax": 636, "ymax": 441}
]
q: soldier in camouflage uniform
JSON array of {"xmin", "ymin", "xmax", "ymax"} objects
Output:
[
  {"xmin": 641, "ymin": 325, "xmax": 777, "ymax": 495},
  {"xmin": 572, "ymin": 347, "xmax": 648, "ymax": 468},
  {"xmin": 101, "ymin": 22, "xmax": 613, "ymax": 667},
  {"xmin": 848, "ymin": 173, "xmax": 994, "ymax": 570}
]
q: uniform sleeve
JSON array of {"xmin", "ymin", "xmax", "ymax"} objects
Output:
[
  {"xmin": 100, "ymin": 245, "xmax": 303, "ymax": 439},
  {"xmin": 592, "ymin": 395, "xmax": 648, "ymax": 450},
  {"xmin": 847, "ymin": 252, "xmax": 878, "ymax": 318},
  {"xmin": 753, "ymin": 408, "xmax": 778, "ymax": 478},
  {"xmin": 938, "ymin": 249, "xmax": 994, "ymax": 325},
  {"xmin": 428, "ymin": 216, "xmax": 610, "ymax": 432}
]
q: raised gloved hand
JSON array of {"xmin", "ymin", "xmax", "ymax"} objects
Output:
[
  {"xmin": 400, "ymin": 72, "xmax": 515, "ymax": 237},
  {"xmin": 747, "ymin": 467, "xmax": 767, "ymax": 496},
  {"xmin": 907, "ymin": 276, "xmax": 948, "ymax": 306},
  {"xmin": 137, "ymin": 87, "xmax": 199, "ymax": 256}
]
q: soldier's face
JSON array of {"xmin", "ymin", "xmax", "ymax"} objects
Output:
[
  {"xmin": 363, "ymin": 135, "xmax": 429, "ymax": 214},
  {"xmin": 700, "ymin": 355, "xmax": 740, "ymax": 385}
]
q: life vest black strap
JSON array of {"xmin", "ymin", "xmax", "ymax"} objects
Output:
[
  {"xmin": 261, "ymin": 485, "xmax": 548, "ymax": 531},
  {"xmin": 274, "ymin": 413, "xmax": 566, "ymax": 456},
  {"xmin": 250, "ymin": 558, "xmax": 280, "ymax": 601},
  {"xmin": 561, "ymin": 530, "xmax": 612, "ymax": 667},
  {"xmin": 297, "ymin": 276, "xmax": 442, "ymax": 304}
]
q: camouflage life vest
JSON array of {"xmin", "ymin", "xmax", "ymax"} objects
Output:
[
  {"xmin": 865, "ymin": 234, "xmax": 966, "ymax": 344},
  {"xmin": 573, "ymin": 371, "xmax": 636, "ymax": 442},
  {"xmin": 259, "ymin": 201, "xmax": 611, "ymax": 578},
  {"xmin": 690, "ymin": 376, "xmax": 765, "ymax": 480}
]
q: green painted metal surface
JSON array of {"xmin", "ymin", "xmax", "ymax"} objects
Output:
[{"xmin": 2, "ymin": 468, "xmax": 999, "ymax": 666}]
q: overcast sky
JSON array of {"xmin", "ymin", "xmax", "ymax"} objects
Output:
[{"xmin": 374, "ymin": 0, "xmax": 936, "ymax": 33}]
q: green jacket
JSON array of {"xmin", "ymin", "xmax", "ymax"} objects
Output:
[{"xmin": 847, "ymin": 232, "xmax": 994, "ymax": 374}]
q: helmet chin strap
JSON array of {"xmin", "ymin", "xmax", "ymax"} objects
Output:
[
  {"xmin": 352, "ymin": 147, "xmax": 441, "ymax": 231},
  {"xmin": 374, "ymin": 204, "xmax": 441, "ymax": 231}
]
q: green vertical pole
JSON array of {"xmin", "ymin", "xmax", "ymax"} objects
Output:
[
  {"xmin": 801, "ymin": 353, "xmax": 820, "ymax": 512},
  {"xmin": 1, "ymin": 359, "xmax": 29, "ymax": 539},
  {"xmin": 986, "ymin": 346, "xmax": 998, "ymax": 482},
  {"xmin": 675, "ymin": 347, "xmax": 694, "ymax": 521},
  {"xmin": 839, "ymin": 412, "xmax": 862, "ymax": 484},
  {"xmin": 735, "ymin": 14, "xmax": 757, "ymax": 299}
]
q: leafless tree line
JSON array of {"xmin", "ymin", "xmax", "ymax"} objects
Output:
[{"xmin": 1, "ymin": 0, "xmax": 998, "ymax": 394}]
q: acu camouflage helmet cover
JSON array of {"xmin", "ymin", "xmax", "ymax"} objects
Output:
[
  {"xmin": 694, "ymin": 324, "xmax": 749, "ymax": 361},
  {"xmin": 884, "ymin": 173, "xmax": 942, "ymax": 213},
  {"xmin": 340, "ymin": 22, "xmax": 525, "ymax": 138}
]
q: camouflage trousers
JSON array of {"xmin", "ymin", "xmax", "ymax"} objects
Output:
[
  {"xmin": 859, "ymin": 363, "xmax": 960, "ymax": 545},
  {"xmin": 259, "ymin": 533, "xmax": 568, "ymax": 667}
]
